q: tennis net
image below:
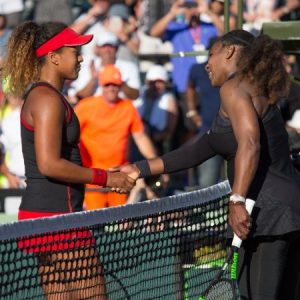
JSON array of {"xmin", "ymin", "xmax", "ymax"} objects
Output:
[{"xmin": 0, "ymin": 180, "xmax": 233, "ymax": 300}]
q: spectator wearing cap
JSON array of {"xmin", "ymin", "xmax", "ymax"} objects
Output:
[
  {"xmin": 70, "ymin": 0, "xmax": 110, "ymax": 57},
  {"xmin": 105, "ymin": 3, "xmax": 140, "ymax": 64},
  {"xmin": 0, "ymin": 0, "xmax": 24, "ymax": 28},
  {"xmin": 75, "ymin": 65, "xmax": 156, "ymax": 210},
  {"xmin": 68, "ymin": 30, "xmax": 140, "ymax": 100},
  {"xmin": 134, "ymin": 64, "xmax": 178, "ymax": 155},
  {"xmin": 128, "ymin": 63, "xmax": 178, "ymax": 202}
]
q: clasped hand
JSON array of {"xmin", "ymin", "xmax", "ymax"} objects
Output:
[
  {"xmin": 229, "ymin": 203, "xmax": 252, "ymax": 240},
  {"xmin": 106, "ymin": 164, "xmax": 141, "ymax": 194}
]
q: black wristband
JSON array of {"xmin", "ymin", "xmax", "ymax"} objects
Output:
[{"xmin": 135, "ymin": 160, "xmax": 152, "ymax": 178}]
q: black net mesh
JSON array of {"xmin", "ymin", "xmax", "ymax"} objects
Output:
[{"xmin": 0, "ymin": 181, "xmax": 236, "ymax": 300}]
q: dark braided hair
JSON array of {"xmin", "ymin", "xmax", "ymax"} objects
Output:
[
  {"xmin": 3, "ymin": 21, "xmax": 67, "ymax": 97},
  {"xmin": 218, "ymin": 29, "xmax": 290, "ymax": 104}
]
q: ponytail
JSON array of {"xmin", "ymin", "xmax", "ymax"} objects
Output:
[
  {"xmin": 3, "ymin": 21, "xmax": 40, "ymax": 97},
  {"xmin": 238, "ymin": 34, "xmax": 289, "ymax": 104},
  {"xmin": 3, "ymin": 21, "xmax": 68, "ymax": 98},
  {"xmin": 220, "ymin": 30, "xmax": 289, "ymax": 104}
]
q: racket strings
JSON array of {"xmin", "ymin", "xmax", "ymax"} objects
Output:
[{"xmin": 205, "ymin": 280, "xmax": 235, "ymax": 300}]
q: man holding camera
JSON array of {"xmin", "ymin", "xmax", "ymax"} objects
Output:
[{"xmin": 150, "ymin": 0, "xmax": 219, "ymax": 145}]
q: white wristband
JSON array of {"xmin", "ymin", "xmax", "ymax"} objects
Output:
[
  {"xmin": 185, "ymin": 110, "xmax": 198, "ymax": 118},
  {"xmin": 229, "ymin": 193, "xmax": 246, "ymax": 204}
]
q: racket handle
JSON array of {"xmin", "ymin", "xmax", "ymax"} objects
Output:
[{"xmin": 231, "ymin": 198, "xmax": 255, "ymax": 248}]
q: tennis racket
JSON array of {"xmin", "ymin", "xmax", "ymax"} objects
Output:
[{"xmin": 199, "ymin": 198, "xmax": 255, "ymax": 300}]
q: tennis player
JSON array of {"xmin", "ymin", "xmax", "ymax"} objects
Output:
[
  {"xmin": 117, "ymin": 30, "xmax": 300, "ymax": 299},
  {"xmin": 2, "ymin": 21, "xmax": 136, "ymax": 299}
]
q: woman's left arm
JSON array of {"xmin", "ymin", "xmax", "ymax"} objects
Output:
[
  {"xmin": 221, "ymin": 83, "xmax": 261, "ymax": 239},
  {"xmin": 222, "ymin": 83, "xmax": 261, "ymax": 196}
]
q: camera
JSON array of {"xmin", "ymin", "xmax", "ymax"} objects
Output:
[{"xmin": 180, "ymin": 1, "xmax": 198, "ymax": 9}]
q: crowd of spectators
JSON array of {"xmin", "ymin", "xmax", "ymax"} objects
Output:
[{"xmin": 0, "ymin": 0, "xmax": 300, "ymax": 213}]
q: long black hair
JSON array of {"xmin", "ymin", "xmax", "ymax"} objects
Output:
[{"xmin": 217, "ymin": 29, "xmax": 289, "ymax": 104}]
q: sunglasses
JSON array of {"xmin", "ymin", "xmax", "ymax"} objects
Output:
[{"xmin": 103, "ymin": 83, "xmax": 120, "ymax": 87}]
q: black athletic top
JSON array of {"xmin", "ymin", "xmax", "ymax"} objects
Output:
[
  {"xmin": 162, "ymin": 105, "xmax": 300, "ymax": 236},
  {"xmin": 20, "ymin": 82, "xmax": 84, "ymax": 213}
]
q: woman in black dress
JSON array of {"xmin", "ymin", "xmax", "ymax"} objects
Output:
[
  {"xmin": 117, "ymin": 30, "xmax": 300, "ymax": 299},
  {"xmin": 3, "ymin": 21, "xmax": 135, "ymax": 299}
]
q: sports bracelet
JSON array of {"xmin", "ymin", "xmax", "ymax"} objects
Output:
[
  {"xmin": 91, "ymin": 168, "xmax": 107, "ymax": 187},
  {"xmin": 185, "ymin": 110, "xmax": 198, "ymax": 118},
  {"xmin": 229, "ymin": 193, "xmax": 246, "ymax": 204},
  {"xmin": 135, "ymin": 160, "xmax": 152, "ymax": 178}
]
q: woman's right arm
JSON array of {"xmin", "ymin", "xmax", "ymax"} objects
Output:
[
  {"xmin": 160, "ymin": 132, "xmax": 216, "ymax": 173},
  {"xmin": 119, "ymin": 132, "xmax": 217, "ymax": 179},
  {"xmin": 27, "ymin": 88, "xmax": 134, "ymax": 190}
]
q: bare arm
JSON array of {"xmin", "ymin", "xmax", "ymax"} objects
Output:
[
  {"xmin": 186, "ymin": 81, "xmax": 202, "ymax": 128},
  {"xmin": 197, "ymin": 0, "xmax": 235, "ymax": 35},
  {"xmin": 76, "ymin": 78, "xmax": 97, "ymax": 99},
  {"xmin": 70, "ymin": 6, "xmax": 104, "ymax": 34},
  {"xmin": 272, "ymin": 0, "xmax": 300, "ymax": 20},
  {"xmin": 154, "ymin": 97, "xmax": 178, "ymax": 141},
  {"xmin": 198, "ymin": 2, "xmax": 224, "ymax": 35},
  {"xmin": 150, "ymin": 1, "xmax": 185, "ymax": 37},
  {"xmin": 221, "ymin": 83, "xmax": 260, "ymax": 197},
  {"xmin": 123, "ymin": 36, "xmax": 140, "ymax": 57},
  {"xmin": 76, "ymin": 60, "xmax": 98, "ymax": 99},
  {"xmin": 77, "ymin": 80, "xmax": 139, "ymax": 100},
  {"xmin": 220, "ymin": 81, "xmax": 260, "ymax": 239},
  {"xmin": 207, "ymin": 12, "xmax": 236, "ymax": 35},
  {"xmin": 117, "ymin": 131, "xmax": 217, "ymax": 181},
  {"xmin": 165, "ymin": 99, "xmax": 178, "ymax": 138},
  {"xmin": 0, "ymin": 160, "xmax": 21, "ymax": 188},
  {"xmin": 122, "ymin": 83, "xmax": 139, "ymax": 100},
  {"xmin": 132, "ymin": 131, "xmax": 157, "ymax": 159},
  {"xmin": 115, "ymin": 16, "xmax": 140, "ymax": 56},
  {"xmin": 230, "ymin": 0, "xmax": 254, "ymax": 23},
  {"xmin": 0, "ymin": 139, "xmax": 22, "ymax": 188}
]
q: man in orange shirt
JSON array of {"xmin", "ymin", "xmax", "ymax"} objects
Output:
[{"xmin": 75, "ymin": 65, "xmax": 156, "ymax": 210}]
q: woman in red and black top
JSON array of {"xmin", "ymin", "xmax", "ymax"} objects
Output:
[{"xmin": 3, "ymin": 21, "xmax": 135, "ymax": 299}]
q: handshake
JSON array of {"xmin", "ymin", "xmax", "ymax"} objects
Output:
[{"xmin": 105, "ymin": 164, "xmax": 141, "ymax": 194}]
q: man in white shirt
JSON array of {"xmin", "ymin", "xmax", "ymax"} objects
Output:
[{"xmin": 69, "ymin": 31, "xmax": 141, "ymax": 100}]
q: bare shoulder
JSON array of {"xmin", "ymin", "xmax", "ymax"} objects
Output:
[
  {"xmin": 221, "ymin": 77, "xmax": 268, "ymax": 117},
  {"xmin": 26, "ymin": 85, "xmax": 64, "ymax": 113},
  {"xmin": 220, "ymin": 76, "xmax": 251, "ymax": 101},
  {"xmin": 21, "ymin": 85, "xmax": 66, "ymax": 128}
]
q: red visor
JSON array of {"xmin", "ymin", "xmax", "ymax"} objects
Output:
[{"xmin": 35, "ymin": 27, "xmax": 93, "ymax": 57}]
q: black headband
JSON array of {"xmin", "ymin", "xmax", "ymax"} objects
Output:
[{"xmin": 225, "ymin": 32, "xmax": 252, "ymax": 47}]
